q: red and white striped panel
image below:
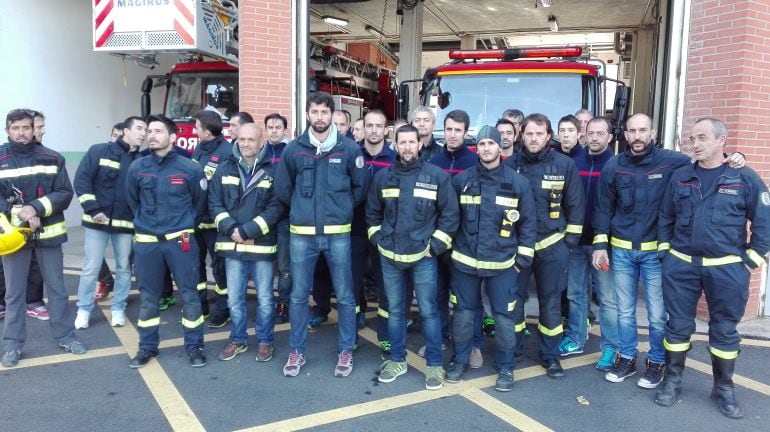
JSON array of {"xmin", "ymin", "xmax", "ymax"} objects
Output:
[
  {"xmin": 173, "ymin": 0, "xmax": 195, "ymax": 46},
  {"xmin": 93, "ymin": 0, "xmax": 115, "ymax": 48}
]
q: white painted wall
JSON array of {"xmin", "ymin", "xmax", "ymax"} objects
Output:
[{"xmin": 0, "ymin": 0, "xmax": 176, "ymax": 152}]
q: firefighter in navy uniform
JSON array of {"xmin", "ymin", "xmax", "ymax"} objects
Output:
[
  {"xmin": 445, "ymin": 126, "xmax": 536, "ymax": 391},
  {"xmin": 126, "ymin": 115, "xmax": 208, "ymax": 369},
  {"xmin": 504, "ymin": 113, "xmax": 585, "ymax": 379},
  {"xmin": 192, "ymin": 110, "xmax": 233, "ymax": 327},
  {"xmin": 654, "ymin": 118, "xmax": 770, "ymax": 419}
]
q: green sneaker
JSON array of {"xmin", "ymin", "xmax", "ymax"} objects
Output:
[
  {"xmin": 378, "ymin": 360, "xmax": 407, "ymax": 383},
  {"xmin": 425, "ymin": 366, "xmax": 445, "ymax": 390},
  {"xmin": 379, "ymin": 340, "xmax": 391, "ymax": 360},
  {"xmin": 159, "ymin": 296, "xmax": 176, "ymax": 311}
]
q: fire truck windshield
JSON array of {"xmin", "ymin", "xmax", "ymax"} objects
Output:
[
  {"xmin": 165, "ymin": 72, "xmax": 239, "ymax": 121},
  {"xmin": 424, "ymin": 73, "xmax": 595, "ymax": 137}
]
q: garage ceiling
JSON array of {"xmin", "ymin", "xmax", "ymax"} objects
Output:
[{"xmin": 310, "ymin": 0, "xmax": 659, "ymax": 45}]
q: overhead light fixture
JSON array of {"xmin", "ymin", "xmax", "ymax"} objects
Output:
[
  {"xmin": 322, "ymin": 16, "xmax": 349, "ymax": 26},
  {"xmin": 539, "ymin": 0, "xmax": 552, "ymax": 7},
  {"xmin": 548, "ymin": 15, "xmax": 559, "ymax": 32},
  {"xmin": 365, "ymin": 25, "xmax": 388, "ymax": 38}
]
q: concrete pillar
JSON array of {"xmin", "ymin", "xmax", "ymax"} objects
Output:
[
  {"xmin": 683, "ymin": 0, "xmax": 770, "ymax": 319},
  {"xmin": 460, "ymin": 34, "xmax": 476, "ymax": 50},
  {"xmin": 397, "ymin": 2, "xmax": 424, "ymax": 120},
  {"xmin": 629, "ymin": 29, "xmax": 655, "ymax": 119}
]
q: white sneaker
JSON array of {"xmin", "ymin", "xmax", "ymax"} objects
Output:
[
  {"xmin": 111, "ymin": 310, "xmax": 126, "ymax": 327},
  {"xmin": 74, "ymin": 310, "xmax": 90, "ymax": 329}
]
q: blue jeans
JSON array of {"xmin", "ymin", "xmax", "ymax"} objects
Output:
[
  {"xmin": 380, "ymin": 256, "xmax": 443, "ymax": 366},
  {"xmin": 76, "ymin": 228, "xmax": 133, "ymax": 312},
  {"xmin": 612, "ymin": 248, "xmax": 665, "ymax": 363},
  {"xmin": 289, "ymin": 234, "xmax": 356, "ymax": 353},
  {"xmin": 566, "ymin": 246, "xmax": 618, "ymax": 351},
  {"xmin": 225, "ymin": 258, "xmax": 275, "ymax": 345}
]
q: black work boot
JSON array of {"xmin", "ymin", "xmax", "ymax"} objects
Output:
[
  {"xmin": 710, "ymin": 353, "xmax": 743, "ymax": 419},
  {"xmin": 654, "ymin": 349, "xmax": 688, "ymax": 407}
]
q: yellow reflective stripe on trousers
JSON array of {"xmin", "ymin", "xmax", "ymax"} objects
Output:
[
  {"xmin": 367, "ymin": 225, "xmax": 381, "ymax": 240},
  {"xmin": 451, "ymin": 250, "xmax": 516, "ymax": 270},
  {"xmin": 382, "ymin": 188, "xmax": 399, "ymax": 198},
  {"xmin": 78, "ymin": 194, "xmax": 96, "ymax": 204},
  {"xmin": 222, "ymin": 175, "xmax": 240, "ymax": 186},
  {"xmin": 495, "ymin": 196, "xmax": 518, "ymax": 207},
  {"xmin": 709, "ymin": 346, "xmax": 739, "ymax": 359},
  {"xmin": 98, "ymin": 158, "xmax": 121, "ymax": 170},
  {"xmin": 38, "ymin": 196, "xmax": 53, "ymax": 217},
  {"xmin": 593, "ymin": 233, "xmax": 608, "ymax": 244},
  {"xmin": 538, "ymin": 323, "xmax": 563, "ymax": 336},
  {"xmin": 214, "ymin": 284, "xmax": 227, "ymax": 295},
  {"xmin": 215, "ymin": 242, "xmax": 277, "ymax": 254},
  {"xmin": 197, "ymin": 282, "xmax": 207, "ymax": 291},
  {"xmin": 254, "ymin": 216, "xmax": 269, "ymax": 236},
  {"xmin": 565, "ymin": 224, "xmax": 583, "ymax": 234},
  {"xmin": 38, "ymin": 221, "xmax": 66, "ymax": 239},
  {"xmin": 535, "ymin": 232, "xmax": 564, "ymax": 251},
  {"xmin": 670, "ymin": 248, "xmax": 743, "ymax": 266},
  {"xmin": 664, "ymin": 339, "xmax": 691, "ymax": 352},
  {"xmin": 514, "ymin": 321, "xmax": 527, "ymax": 332},
  {"xmin": 517, "ymin": 246, "xmax": 534, "ymax": 258},
  {"xmin": 460, "ymin": 195, "xmax": 481, "ymax": 205},
  {"xmin": 377, "ymin": 307, "xmax": 389, "ymax": 318},
  {"xmin": 137, "ymin": 317, "xmax": 160, "ymax": 328},
  {"xmin": 378, "ymin": 244, "xmax": 430, "ymax": 263},
  {"xmin": 747, "ymin": 248, "xmax": 766, "ymax": 268},
  {"xmin": 610, "ymin": 237, "xmax": 657, "ymax": 251},
  {"xmin": 658, "ymin": 242, "xmax": 671, "ymax": 252},
  {"xmin": 431, "ymin": 230, "xmax": 452, "ymax": 249},
  {"xmin": 181, "ymin": 315, "xmax": 204, "ymax": 329}
]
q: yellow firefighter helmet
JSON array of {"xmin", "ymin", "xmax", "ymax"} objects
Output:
[{"xmin": 0, "ymin": 213, "xmax": 31, "ymax": 256}]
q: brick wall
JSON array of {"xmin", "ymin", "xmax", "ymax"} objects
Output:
[
  {"xmin": 238, "ymin": 0, "xmax": 294, "ymax": 132},
  {"xmin": 684, "ymin": 0, "xmax": 770, "ymax": 319}
]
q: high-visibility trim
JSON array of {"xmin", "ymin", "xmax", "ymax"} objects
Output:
[
  {"xmin": 431, "ymin": 230, "xmax": 452, "ymax": 249},
  {"xmin": 747, "ymin": 248, "xmax": 766, "ymax": 268},
  {"xmin": 451, "ymin": 250, "xmax": 516, "ymax": 270},
  {"xmin": 111, "ymin": 219, "xmax": 134, "ymax": 229},
  {"xmin": 367, "ymin": 226, "xmax": 381, "ymax": 240},
  {"xmin": 215, "ymin": 242, "xmax": 277, "ymax": 254},
  {"xmin": 593, "ymin": 234, "xmax": 608, "ymax": 244},
  {"xmin": 377, "ymin": 307, "xmax": 389, "ymax": 318},
  {"xmin": 198, "ymin": 222, "xmax": 216, "ymax": 230},
  {"xmin": 413, "ymin": 188, "xmax": 437, "ymax": 200},
  {"xmin": 549, "ymin": 202, "xmax": 560, "ymax": 208},
  {"xmin": 137, "ymin": 316, "xmax": 160, "ymax": 328},
  {"xmin": 535, "ymin": 232, "xmax": 564, "ymax": 251},
  {"xmin": 257, "ymin": 179, "xmax": 271, "ymax": 188},
  {"xmin": 549, "ymin": 211, "xmax": 560, "ymax": 218},
  {"xmin": 664, "ymin": 339, "xmax": 691, "ymax": 352},
  {"xmin": 82, "ymin": 214, "xmax": 108, "ymax": 225},
  {"xmin": 381, "ymin": 188, "xmax": 400, "ymax": 198},
  {"xmin": 495, "ymin": 196, "xmax": 518, "ymax": 207},
  {"xmin": 670, "ymin": 248, "xmax": 743, "ymax": 266},
  {"xmin": 517, "ymin": 246, "xmax": 534, "ymax": 257},
  {"xmin": 378, "ymin": 244, "xmax": 430, "ymax": 263},
  {"xmin": 538, "ymin": 323, "xmax": 563, "ymax": 336},
  {"xmin": 709, "ymin": 346, "xmax": 739, "ymax": 360},
  {"xmin": 0, "ymin": 164, "xmax": 58, "ymax": 179},
  {"xmin": 460, "ymin": 195, "xmax": 481, "ymax": 205},
  {"xmin": 658, "ymin": 242, "xmax": 671, "ymax": 252},
  {"xmin": 214, "ymin": 212, "xmax": 231, "ymax": 226},
  {"xmin": 610, "ymin": 236, "xmax": 658, "ymax": 251},
  {"xmin": 541, "ymin": 180, "xmax": 565, "ymax": 190},
  {"xmin": 134, "ymin": 229, "xmax": 194, "ymax": 243},
  {"xmin": 98, "ymin": 158, "xmax": 121, "ymax": 170},
  {"xmin": 507, "ymin": 300, "xmax": 517, "ymax": 312},
  {"xmin": 254, "ymin": 216, "xmax": 269, "ymax": 236},
  {"xmin": 222, "ymin": 176, "xmax": 240, "ymax": 186},
  {"xmin": 515, "ymin": 321, "xmax": 527, "ymax": 332},
  {"xmin": 181, "ymin": 315, "xmax": 204, "ymax": 329},
  {"xmin": 39, "ymin": 196, "xmax": 53, "ymax": 217},
  {"xmin": 449, "ymin": 294, "xmax": 457, "ymax": 304},
  {"xmin": 565, "ymin": 224, "xmax": 583, "ymax": 234},
  {"xmin": 38, "ymin": 221, "xmax": 66, "ymax": 239},
  {"xmin": 78, "ymin": 194, "xmax": 96, "ymax": 203},
  {"xmin": 197, "ymin": 282, "xmax": 207, "ymax": 291},
  {"xmin": 289, "ymin": 224, "xmax": 352, "ymax": 235},
  {"xmin": 214, "ymin": 284, "xmax": 227, "ymax": 295}
]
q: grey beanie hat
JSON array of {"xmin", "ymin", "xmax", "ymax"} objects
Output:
[{"xmin": 476, "ymin": 125, "xmax": 501, "ymax": 146}]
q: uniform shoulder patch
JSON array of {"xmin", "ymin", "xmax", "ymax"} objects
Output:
[
  {"xmin": 762, "ymin": 191, "xmax": 770, "ymax": 206},
  {"xmin": 200, "ymin": 178, "xmax": 208, "ymax": 191},
  {"xmin": 355, "ymin": 155, "xmax": 364, "ymax": 169}
]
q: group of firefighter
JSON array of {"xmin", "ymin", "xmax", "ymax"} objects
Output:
[{"xmin": 1, "ymin": 91, "xmax": 768, "ymax": 419}]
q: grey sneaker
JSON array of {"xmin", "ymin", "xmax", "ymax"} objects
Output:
[
  {"xmin": 425, "ymin": 366, "xmax": 445, "ymax": 390},
  {"xmin": 445, "ymin": 361, "xmax": 468, "ymax": 383},
  {"xmin": 495, "ymin": 370, "xmax": 515, "ymax": 392},
  {"xmin": 378, "ymin": 360, "xmax": 408, "ymax": 383},
  {"xmin": 59, "ymin": 340, "xmax": 87, "ymax": 355},
  {"xmin": 1, "ymin": 350, "xmax": 21, "ymax": 368}
]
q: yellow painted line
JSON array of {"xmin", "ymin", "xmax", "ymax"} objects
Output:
[
  {"xmin": 462, "ymin": 387, "xmax": 554, "ymax": 432},
  {"xmin": 8, "ymin": 346, "xmax": 126, "ymax": 370},
  {"xmin": 102, "ymin": 305, "xmax": 205, "ymax": 432}
]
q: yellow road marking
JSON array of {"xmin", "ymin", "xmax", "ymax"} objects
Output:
[{"xmin": 462, "ymin": 387, "xmax": 554, "ymax": 432}]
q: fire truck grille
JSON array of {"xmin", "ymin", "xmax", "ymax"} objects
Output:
[
  {"xmin": 102, "ymin": 33, "xmax": 143, "ymax": 48},
  {"xmin": 146, "ymin": 31, "xmax": 187, "ymax": 47}
]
